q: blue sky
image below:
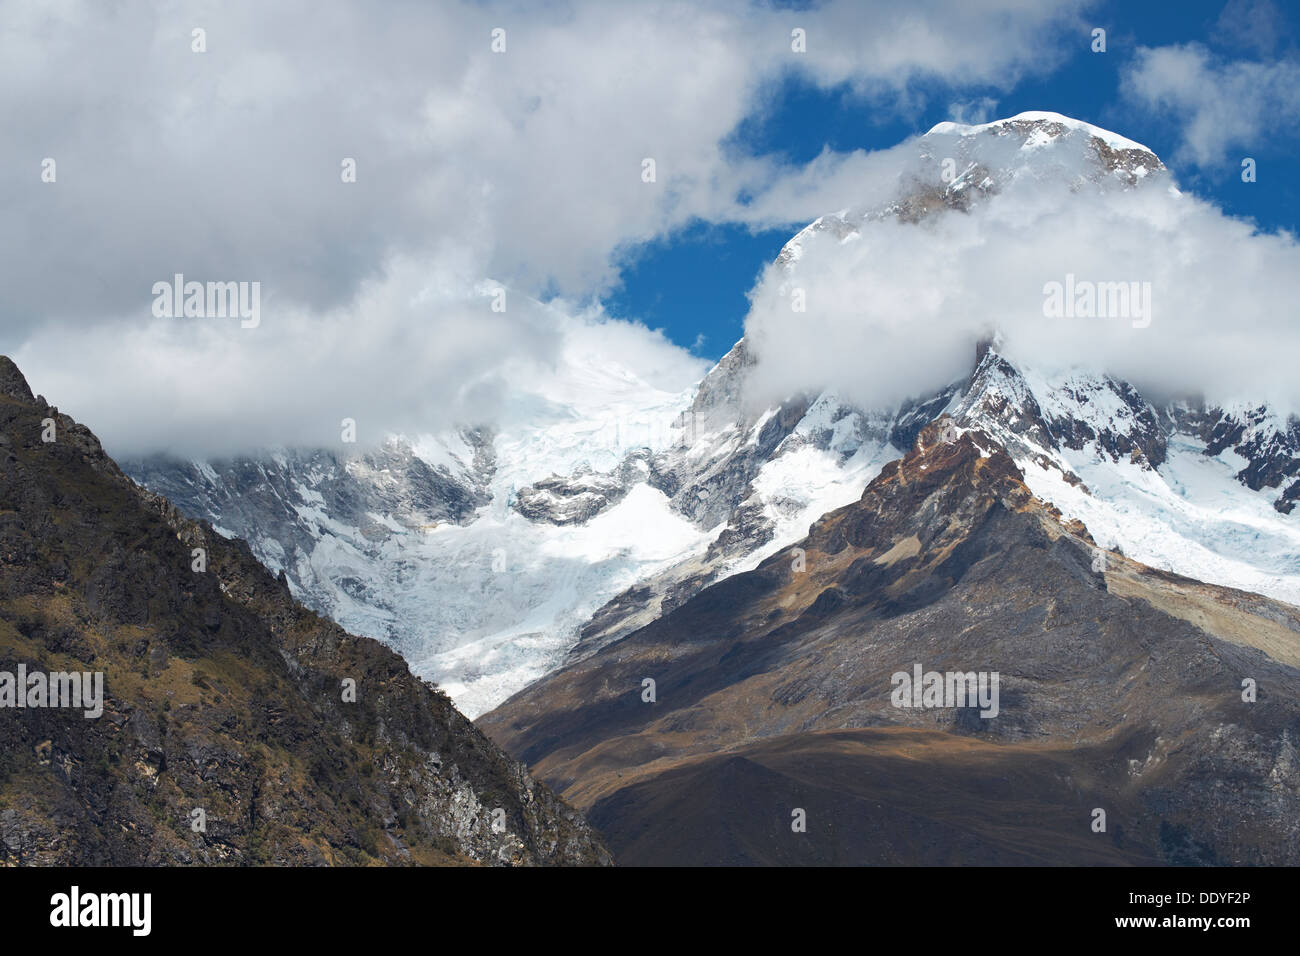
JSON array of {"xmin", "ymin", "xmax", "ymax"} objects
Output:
[{"xmin": 606, "ymin": 0, "xmax": 1300, "ymax": 361}]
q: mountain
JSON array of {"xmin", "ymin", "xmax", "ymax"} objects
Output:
[
  {"xmin": 124, "ymin": 112, "xmax": 1300, "ymax": 723},
  {"xmin": 124, "ymin": 333, "xmax": 717, "ymax": 717},
  {"xmin": 9, "ymin": 110, "xmax": 1298, "ymax": 867},
  {"xmin": 0, "ymin": 357, "xmax": 609, "ymax": 866},
  {"xmin": 123, "ymin": 334, "xmax": 897, "ymax": 717},
  {"xmin": 478, "ymin": 419, "xmax": 1300, "ymax": 865}
]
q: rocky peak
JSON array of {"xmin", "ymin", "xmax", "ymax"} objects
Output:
[
  {"xmin": 949, "ymin": 343, "xmax": 1168, "ymax": 474},
  {"xmin": 808, "ymin": 417, "xmax": 1039, "ymax": 564},
  {"xmin": 924, "ymin": 111, "xmax": 1165, "ymax": 186},
  {"xmin": 0, "ymin": 355, "xmax": 35, "ymax": 404}
]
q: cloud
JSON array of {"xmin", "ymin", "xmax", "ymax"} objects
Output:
[
  {"xmin": 743, "ymin": 130, "xmax": 1300, "ymax": 418},
  {"xmin": 14, "ymin": 256, "xmax": 708, "ymax": 457},
  {"xmin": 1122, "ymin": 43, "xmax": 1300, "ymax": 167},
  {"xmin": 0, "ymin": 0, "xmax": 1091, "ymax": 454},
  {"xmin": 947, "ymin": 96, "xmax": 1001, "ymax": 125}
]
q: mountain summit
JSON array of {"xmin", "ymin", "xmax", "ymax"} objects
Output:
[{"xmin": 777, "ymin": 110, "xmax": 1166, "ymax": 267}]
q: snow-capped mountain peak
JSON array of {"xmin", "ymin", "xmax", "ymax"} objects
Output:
[
  {"xmin": 926, "ymin": 110, "xmax": 1156, "ymax": 154},
  {"xmin": 777, "ymin": 111, "xmax": 1167, "ymax": 267},
  {"xmin": 125, "ymin": 114, "xmax": 1297, "ymax": 717}
]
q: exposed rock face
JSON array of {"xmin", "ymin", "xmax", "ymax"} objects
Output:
[
  {"xmin": 0, "ymin": 356, "xmax": 609, "ymax": 866},
  {"xmin": 944, "ymin": 345, "xmax": 1300, "ymax": 517},
  {"xmin": 1162, "ymin": 401, "xmax": 1300, "ymax": 513},
  {"xmin": 950, "ymin": 346, "xmax": 1168, "ymax": 471},
  {"xmin": 480, "ymin": 420, "xmax": 1300, "ymax": 866},
  {"xmin": 514, "ymin": 452, "xmax": 663, "ymax": 525},
  {"xmin": 128, "ymin": 430, "xmax": 495, "ymax": 610}
]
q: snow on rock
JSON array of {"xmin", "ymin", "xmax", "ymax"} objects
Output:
[
  {"xmin": 953, "ymin": 350, "xmax": 1300, "ymax": 606},
  {"xmin": 926, "ymin": 110, "xmax": 1155, "ymax": 154}
]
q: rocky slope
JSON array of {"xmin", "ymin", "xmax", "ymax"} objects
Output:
[
  {"xmin": 0, "ymin": 356, "xmax": 609, "ymax": 866},
  {"xmin": 479, "ymin": 420, "xmax": 1300, "ymax": 866}
]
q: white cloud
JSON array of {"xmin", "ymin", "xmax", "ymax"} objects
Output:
[
  {"xmin": 946, "ymin": 96, "xmax": 1001, "ymax": 125},
  {"xmin": 13, "ymin": 256, "xmax": 708, "ymax": 457},
  {"xmin": 1214, "ymin": 0, "xmax": 1293, "ymax": 57},
  {"xmin": 1122, "ymin": 43, "xmax": 1300, "ymax": 167},
  {"xmin": 0, "ymin": 0, "xmax": 1091, "ymax": 454},
  {"xmin": 743, "ymin": 130, "xmax": 1300, "ymax": 418}
]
